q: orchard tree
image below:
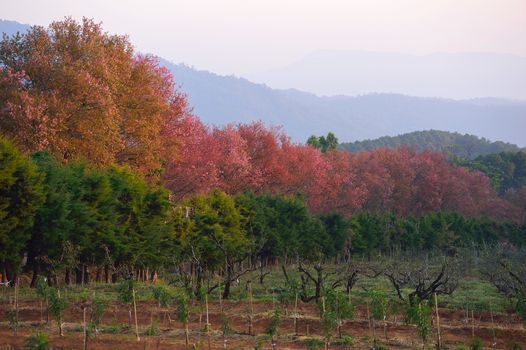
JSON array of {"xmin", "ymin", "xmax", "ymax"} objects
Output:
[
  {"xmin": 384, "ymin": 254, "xmax": 459, "ymax": 306},
  {"xmin": 481, "ymin": 245, "xmax": 526, "ymax": 320}
]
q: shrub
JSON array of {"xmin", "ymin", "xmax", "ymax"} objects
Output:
[{"xmin": 25, "ymin": 332, "xmax": 49, "ymax": 350}]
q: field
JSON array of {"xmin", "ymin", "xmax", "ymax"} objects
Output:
[{"xmin": 1, "ymin": 268, "xmax": 525, "ymax": 350}]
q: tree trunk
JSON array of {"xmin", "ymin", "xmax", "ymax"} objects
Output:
[
  {"xmin": 104, "ymin": 266, "xmax": 109, "ymax": 284},
  {"xmin": 65, "ymin": 269, "xmax": 71, "ymax": 285}
]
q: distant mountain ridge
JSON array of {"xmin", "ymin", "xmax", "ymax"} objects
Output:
[
  {"xmin": 339, "ymin": 130, "xmax": 523, "ymax": 159},
  {"xmin": 0, "ymin": 19, "xmax": 30, "ymax": 37},
  {"xmin": 248, "ymin": 49, "xmax": 526, "ymax": 100},
  {"xmin": 166, "ymin": 61, "xmax": 526, "ymax": 146},
  {"xmin": 2, "ymin": 19, "xmax": 526, "ymax": 147}
]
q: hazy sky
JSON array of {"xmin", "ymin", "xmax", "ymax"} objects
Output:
[{"xmin": 2, "ymin": 0, "xmax": 526, "ymax": 75}]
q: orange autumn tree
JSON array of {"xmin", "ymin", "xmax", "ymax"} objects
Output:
[{"xmin": 0, "ymin": 17, "xmax": 188, "ymax": 177}]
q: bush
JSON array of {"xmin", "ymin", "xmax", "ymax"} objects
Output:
[
  {"xmin": 301, "ymin": 338, "xmax": 324, "ymax": 350},
  {"xmin": 145, "ymin": 321, "xmax": 160, "ymax": 336},
  {"xmin": 469, "ymin": 337, "xmax": 482, "ymax": 350},
  {"xmin": 332, "ymin": 335, "xmax": 354, "ymax": 346},
  {"xmin": 25, "ymin": 332, "xmax": 49, "ymax": 350}
]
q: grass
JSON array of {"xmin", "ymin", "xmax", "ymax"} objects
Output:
[{"xmin": 0, "ymin": 265, "xmax": 512, "ymax": 317}]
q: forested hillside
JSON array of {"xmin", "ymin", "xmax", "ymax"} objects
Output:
[
  {"xmin": 339, "ymin": 130, "xmax": 522, "ymax": 159},
  {"xmin": 455, "ymin": 151, "xmax": 526, "ymax": 194}
]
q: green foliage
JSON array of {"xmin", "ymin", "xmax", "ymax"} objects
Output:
[
  {"xmin": 265, "ymin": 308, "xmax": 282, "ymax": 337},
  {"xmin": 516, "ymin": 294, "xmax": 526, "ymax": 321},
  {"xmin": 349, "ymin": 211, "xmax": 523, "ymax": 255},
  {"xmin": 339, "ymin": 130, "xmax": 520, "ymax": 160},
  {"xmin": 47, "ymin": 288, "xmax": 68, "ymax": 335},
  {"xmin": 6, "ymin": 308, "xmax": 17, "ymax": 331},
  {"xmin": 47, "ymin": 289, "xmax": 68, "ymax": 319},
  {"xmin": 220, "ymin": 313, "xmax": 233, "ymax": 335},
  {"xmin": 277, "ymin": 279, "xmax": 300, "ymax": 306},
  {"xmin": 324, "ymin": 289, "xmax": 354, "ymax": 321},
  {"xmin": 175, "ymin": 293, "xmax": 189, "ymax": 324},
  {"xmin": 332, "ymin": 335, "xmax": 354, "ymax": 346},
  {"xmin": 307, "ymin": 132, "xmax": 338, "ymax": 153},
  {"xmin": 320, "ymin": 309, "xmax": 338, "ymax": 340},
  {"xmin": 302, "ymin": 338, "xmax": 324, "ymax": 350},
  {"xmin": 117, "ymin": 278, "xmax": 135, "ymax": 305},
  {"xmin": 369, "ymin": 290, "xmax": 389, "ymax": 321},
  {"xmin": 468, "ymin": 337, "xmax": 483, "ymax": 350},
  {"xmin": 152, "ymin": 285, "xmax": 174, "ymax": 308},
  {"xmin": 405, "ymin": 302, "xmax": 431, "ymax": 344},
  {"xmin": 35, "ymin": 276, "xmax": 49, "ymax": 299},
  {"xmin": 24, "ymin": 332, "xmax": 49, "ymax": 350},
  {"xmin": 145, "ymin": 321, "xmax": 160, "ymax": 336},
  {"xmin": 455, "ymin": 151, "xmax": 526, "ymax": 193},
  {"xmin": 0, "ymin": 137, "xmax": 44, "ymax": 275},
  {"xmin": 102, "ymin": 324, "xmax": 127, "ymax": 334},
  {"xmin": 91, "ymin": 294, "xmax": 108, "ymax": 329}
]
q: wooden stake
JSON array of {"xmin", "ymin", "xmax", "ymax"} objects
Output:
[
  {"xmin": 489, "ymin": 302, "xmax": 496, "ymax": 349},
  {"xmin": 434, "ymin": 293, "xmax": 441, "ymax": 350},
  {"xmin": 14, "ymin": 277, "xmax": 19, "ymax": 336},
  {"xmin": 185, "ymin": 322, "xmax": 189, "ymax": 350},
  {"xmin": 40, "ymin": 299, "xmax": 43, "ymax": 325},
  {"xmin": 366, "ymin": 301, "xmax": 372, "ymax": 340},
  {"xmin": 58, "ymin": 289, "xmax": 63, "ymax": 337},
  {"xmin": 83, "ymin": 306, "xmax": 88, "ymax": 350},
  {"xmin": 294, "ymin": 292, "xmax": 298, "ymax": 336},
  {"xmin": 248, "ymin": 281, "xmax": 254, "ymax": 335},
  {"xmin": 471, "ymin": 309, "xmax": 475, "ymax": 338},
  {"xmin": 219, "ymin": 280, "xmax": 223, "ymax": 313},
  {"xmin": 132, "ymin": 288, "xmax": 140, "ymax": 341},
  {"xmin": 206, "ymin": 293, "xmax": 211, "ymax": 350}
]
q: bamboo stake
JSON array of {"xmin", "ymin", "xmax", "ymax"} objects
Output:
[
  {"xmin": 434, "ymin": 293, "xmax": 441, "ymax": 350},
  {"xmin": 132, "ymin": 288, "xmax": 140, "ymax": 341}
]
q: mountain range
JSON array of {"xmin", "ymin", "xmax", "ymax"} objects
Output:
[
  {"xmin": 2, "ymin": 19, "xmax": 526, "ymax": 147},
  {"xmin": 247, "ymin": 50, "xmax": 526, "ymax": 100}
]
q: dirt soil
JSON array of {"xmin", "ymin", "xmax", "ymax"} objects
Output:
[{"xmin": 1, "ymin": 300, "xmax": 525, "ymax": 349}]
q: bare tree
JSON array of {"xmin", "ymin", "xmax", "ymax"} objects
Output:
[
  {"xmin": 383, "ymin": 254, "xmax": 458, "ymax": 305},
  {"xmin": 481, "ymin": 245, "xmax": 526, "ymax": 319}
]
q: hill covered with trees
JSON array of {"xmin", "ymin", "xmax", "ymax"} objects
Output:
[
  {"xmin": 455, "ymin": 151, "xmax": 526, "ymax": 193},
  {"xmin": 1, "ymin": 18, "xmax": 525, "ymax": 288},
  {"xmin": 339, "ymin": 130, "xmax": 522, "ymax": 159}
]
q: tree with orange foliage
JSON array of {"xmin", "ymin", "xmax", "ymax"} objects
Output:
[{"xmin": 0, "ymin": 18, "xmax": 189, "ymax": 177}]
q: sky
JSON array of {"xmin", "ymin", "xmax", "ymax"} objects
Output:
[{"xmin": 2, "ymin": 0, "xmax": 526, "ymax": 76}]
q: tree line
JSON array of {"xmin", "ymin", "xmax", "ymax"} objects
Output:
[
  {"xmin": 339, "ymin": 130, "xmax": 521, "ymax": 160},
  {"xmin": 2, "ymin": 18, "xmax": 524, "ymax": 222},
  {"xmin": 1, "ymin": 18, "xmax": 525, "ymax": 294},
  {"xmin": 2, "ymin": 136, "xmax": 525, "ymax": 295}
]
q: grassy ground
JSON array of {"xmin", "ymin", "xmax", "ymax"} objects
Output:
[{"xmin": 0, "ymin": 266, "xmax": 512, "ymax": 314}]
